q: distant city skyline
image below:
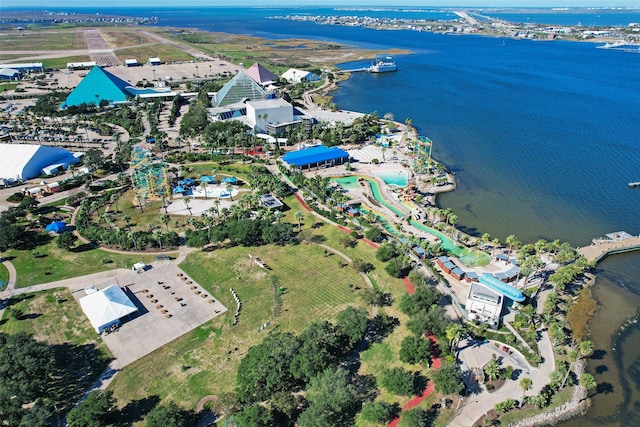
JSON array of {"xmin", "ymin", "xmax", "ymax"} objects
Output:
[{"xmin": 3, "ymin": 1, "xmax": 639, "ymax": 9}]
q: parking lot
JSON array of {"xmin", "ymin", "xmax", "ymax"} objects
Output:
[{"xmin": 69, "ymin": 260, "xmax": 227, "ymax": 368}]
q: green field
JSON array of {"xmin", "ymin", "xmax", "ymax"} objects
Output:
[
  {"xmin": 5, "ymin": 238, "xmax": 157, "ymax": 288},
  {"xmin": 0, "ymin": 30, "xmax": 83, "ymax": 51},
  {"xmin": 42, "ymin": 55, "xmax": 91, "ymax": 70},
  {"xmin": 0, "ymin": 263, "xmax": 9, "ymax": 290},
  {"xmin": 115, "ymin": 44, "xmax": 194, "ymax": 64},
  {"xmin": 109, "ymin": 241, "xmax": 368, "ymax": 409}
]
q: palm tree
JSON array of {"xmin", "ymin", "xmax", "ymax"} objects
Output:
[
  {"xmin": 214, "ymin": 199, "xmax": 221, "ymax": 216},
  {"xmin": 294, "ymin": 211, "xmax": 304, "ymax": 231},
  {"xmin": 110, "ymin": 193, "xmax": 120, "ymax": 213},
  {"xmin": 226, "ymin": 184, "xmax": 234, "ymax": 201},
  {"xmin": 200, "ymin": 181, "xmax": 208, "ymax": 200},
  {"xmin": 161, "ymin": 214, "xmax": 170, "ymax": 232},
  {"xmin": 485, "ymin": 356, "xmax": 500, "ymax": 382},
  {"xmin": 580, "ymin": 373, "xmax": 597, "ymax": 399},
  {"xmin": 519, "ymin": 377, "xmax": 533, "ymax": 407},
  {"xmin": 445, "ymin": 323, "xmax": 464, "ymax": 352},
  {"xmin": 561, "ymin": 349, "xmax": 579, "ymax": 389},
  {"xmin": 579, "ymin": 340, "xmax": 594, "ymax": 359},
  {"xmin": 183, "ymin": 196, "xmax": 192, "ymax": 215},
  {"xmin": 506, "ymin": 234, "xmax": 521, "ymax": 259},
  {"xmin": 153, "ymin": 228, "xmax": 163, "ymax": 250},
  {"xmin": 122, "ymin": 214, "xmax": 132, "ymax": 232}
]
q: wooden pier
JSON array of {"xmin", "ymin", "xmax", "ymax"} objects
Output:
[
  {"xmin": 577, "ymin": 232, "xmax": 640, "ymax": 263},
  {"xmin": 335, "ymin": 67, "xmax": 369, "ymax": 74}
]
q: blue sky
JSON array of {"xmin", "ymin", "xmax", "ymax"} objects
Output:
[{"xmin": 4, "ymin": 1, "xmax": 639, "ymax": 8}]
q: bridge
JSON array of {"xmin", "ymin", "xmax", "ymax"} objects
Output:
[{"xmin": 577, "ymin": 231, "xmax": 640, "ymax": 263}]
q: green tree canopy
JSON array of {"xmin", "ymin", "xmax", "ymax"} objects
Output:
[
  {"xmin": 335, "ymin": 306, "xmax": 368, "ymax": 350},
  {"xmin": 146, "ymin": 401, "xmax": 198, "ymax": 427},
  {"xmin": 235, "ymin": 403, "xmax": 274, "ymax": 427},
  {"xmin": 236, "ymin": 332, "xmax": 301, "ymax": 403},
  {"xmin": 433, "ymin": 362, "xmax": 466, "ymax": 395},
  {"xmin": 66, "ymin": 390, "xmax": 119, "ymax": 427},
  {"xmin": 399, "ymin": 335, "xmax": 432, "ymax": 365}
]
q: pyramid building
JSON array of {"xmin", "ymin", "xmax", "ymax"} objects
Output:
[
  {"xmin": 245, "ymin": 62, "xmax": 278, "ymax": 85},
  {"xmin": 62, "ymin": 66, "xmax": 173, "ymax": 108},
  {"xmin": 211, "ymin": 70, "xmax": 267, "ymax": 108}
]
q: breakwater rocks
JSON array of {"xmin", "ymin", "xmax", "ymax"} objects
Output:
[{"xmin": 510, "ymin": 361, "xmax": 589, "ymax": 427}]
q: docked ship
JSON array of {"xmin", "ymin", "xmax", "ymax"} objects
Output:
[{"xmin": 369, "ymin": 56, "xmax": 397, "ymax": 73}]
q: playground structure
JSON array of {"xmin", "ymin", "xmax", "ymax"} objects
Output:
[
  {"xmin": 130, "ymin": 147, "xmax": 171, "ymax": 205},
  {"xmin": 412, "ymin": 136, "xmax": 433, "ymax": 174}
]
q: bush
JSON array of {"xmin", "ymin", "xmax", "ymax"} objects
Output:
[
  {"xmin": 380, "ymin": 367, "xmax": 417, "ymax": 396},
  {"xmin": 360, "ymin": 401, "xmax": 399, "ymax": 424},
  {"xmin": 7, "ymin": 192, "xmax": 25, "ymax": 203}
]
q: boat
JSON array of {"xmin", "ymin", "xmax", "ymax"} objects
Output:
[
  {"xmin": 628, "ymin": 181, "xmax": 640, "ymax": 188},
  {"xmin": 369, "ymin": 56, "xmax": 397, "ymax": 73}
]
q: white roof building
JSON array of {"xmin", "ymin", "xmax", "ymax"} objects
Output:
[
  {"xmin": 0, "ymin": 143, "xmax": 81, "ymax": 181},
  {"xmin": 78, "ymin": 285, "xmax": 138, "ymax": 333},
  {"xmin": 281, "ymin": 68, "xmax": 321, "ymax": 83},
  {"xmin": 466, "ymin": 282, "xmax": 503, "ymax": 329}
]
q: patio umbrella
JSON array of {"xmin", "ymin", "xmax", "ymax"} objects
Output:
[{"xmin": 45, "ymin": 221, "xmax": 67, "ymax": 232}]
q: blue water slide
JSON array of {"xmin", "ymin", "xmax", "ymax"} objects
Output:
[{"xmin": 479, "ymin": 273, "xmax": 525, "ymax": 302}]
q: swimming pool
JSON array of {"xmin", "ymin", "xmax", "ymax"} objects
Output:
[{"xmin": 374, "ymin": 169, "xmax": 408, "ymax": 187}]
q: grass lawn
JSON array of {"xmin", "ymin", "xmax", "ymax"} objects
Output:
[
  {"xmin": 0, "ymin": 30, "xmax": 79, "ymax": 51},
  {"xmin": 0, "ymin": 289, "xmax": 112, "ymax": 414},
  {"xmin": 108, "ymin": 242, "xmax": 367, "ymax": 410},
  {"xmin": 115, "ymin": 44, "xmax": 194, "ymax": 65},
  {"xmin": 1, "ymin": 82, "xmax": 19, "ymax": 92},
  {"xmin": 0, "ymin": 263, "xmax": 9, "ymax": 290},
  {"xmin": 497, "ymin": 386, "xmax": 575, "ymax": 425},
  {"xmin": 101, "ymin": 30, "xmax": 156, "ymax": 48},
  {"xmin": 5, "ymin": 237, "xmax": 156, "ymax": 288},
  {"xmin": 42, "ymin": 55, "xmax": 92, "ymax": 70}
]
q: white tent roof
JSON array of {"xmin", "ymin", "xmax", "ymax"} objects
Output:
[
  {"xmin": 0, "ymin": 143, "xmax": 76, "ymax": 180},
  {"xmin": 79, "ymin": 284, "xmax": 138, "ymax": 333}
]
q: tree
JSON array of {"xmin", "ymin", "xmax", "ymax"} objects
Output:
[
  {"xmin": 235, "ymin": 403, "xmax": 274, "ymax": 427},
  {"xmin": 335, "ymin": 306, "xmax": 368, "ymax": 349},
  {"xmin": 364, "ymin": 226, "xmax": 383, "ymax": 243},
  {"xmin": 183, "ymin": 196, "xmax": 192, "ymax": 216},
  {"xmin": 83, "ymin": 148, "xmax": 105, "ymax": 171},
  {"xmin": 519, "ymin": 377, "xmax": 533, "ymax": 407},
  {"xmin": 161, "ymin": 214, "xmax": 171, "ymax": 232},
  {"xmin": 494, "ymin": 398, "xmax": 516, "ymax": 413},
  {"xmin": 580, "ymin": 373, "xmax": 597, "ymax": 396},
  {"xmin": 294, "ymin": 211, "xmax": 305, "ymax": 232},
  {"xmin": 56, "ymin": 232, "xmax": 78, "ymax": 251},
  {"xmin": 399, "ymin": 335, "xmax": 431, "ymax": 365},
  {"xmin": 376, "ymin": 243, "xmax": 398, "ymax": 262},
  {"xmin": 380, "ymin": 367, "xmax": 417, "ymax": 396},
  {"xmin": 445, "ymin": 323, "xmax": 464, "ymax": 350},
  {"xmin": 146, "ymin": 401, "xmax": 198, "ymax": 427},
  {"xmin": 484, "ymin": 355, "xmax": 500, "ymax": 382},
  {"xmin": 360, "ymin": 401, "xmax": 399, "ymax": 424},
  {"xmin": 236, "ymin": 332, "xmax": 301, "ymax": 403},
  {"xmin": 66, "ymin": 390, "xmax": 119, "ymax": 427},
  {"xmin": 432, "ymin": 362, "xmax": 465, "ymax": 395},
  {"xmin": 291, "ymin": 321, "xmax": 341, "ymax": 383},
  {"xmin": 0, "ymin": 332, "xmax": 55, "ymax": 405},
  {"xmin": 399, "ymin": 408, "xmax": 434, "ymax": 427},
  {"xmin": 579, "ymin": 340, "xmax": 594, "ymax": 359},
  {"xmin": 303, "ymin": 368, "xmax": 358, "ymax": 424}
]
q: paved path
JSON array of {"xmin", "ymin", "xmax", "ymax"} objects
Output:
[
  {"xmin": 577, "ymin": 235, "xmax": 640, "ymax": 263},
  {"xmin": 387, "ymin": 336, "xmax": 442, "ymax": 427}
]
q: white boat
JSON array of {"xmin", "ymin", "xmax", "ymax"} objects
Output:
[{"xmin": 369, "ymin": 56, "xmax": 397, "ymax": 73}]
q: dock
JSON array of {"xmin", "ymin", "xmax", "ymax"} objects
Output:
[
  {"xmin": 335, "ymin": 67, "xmax": 369, "ymax": 74},
  {"xmin": 577, "ymin": 231, "xmax": 640, "ymax": 263}
]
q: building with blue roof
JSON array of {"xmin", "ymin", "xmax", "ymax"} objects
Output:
[
  {"xmin": 281, "ymin": 145, "xmax": 349, "ymax": 171},
  {"xmin": 479, "ymin": 273, "xmax": 525, "ymax": 302},
  {"xmin": 62, "ymin": 66, "xmax": 175, "ymax": 108}
]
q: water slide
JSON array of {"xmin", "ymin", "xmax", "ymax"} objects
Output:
[{"xmin": 479, "ymin": 273, "xmax": 525, "ymax": 302}]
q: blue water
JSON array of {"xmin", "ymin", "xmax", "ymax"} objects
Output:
[
  {"xmin": 9, "ymin": 6, "xmax": 639, "ymax": 425},
  {"xmin": 375, "ymin": 170, "xmax": 408, "ymax": 187},
  {"xmin": 483, "ymin": 9, "xmax": 640, "ymax": 27}
]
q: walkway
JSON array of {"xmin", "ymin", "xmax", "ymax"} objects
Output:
[
  {"xmin": 387, "ymin": 336, "xmax": 441, "ymax": 427},
  {"xmin": 577, "ymin": 235, "xmax": 640, "ymax": 263}
]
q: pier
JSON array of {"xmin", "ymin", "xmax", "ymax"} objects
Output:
[
  {"xmin": 577, "ymin": 231, "xmax": 640, "ymax": 263},
  {"xmin": 335, "ymin": 67, "xmax": 369, "ymax": 74}
]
